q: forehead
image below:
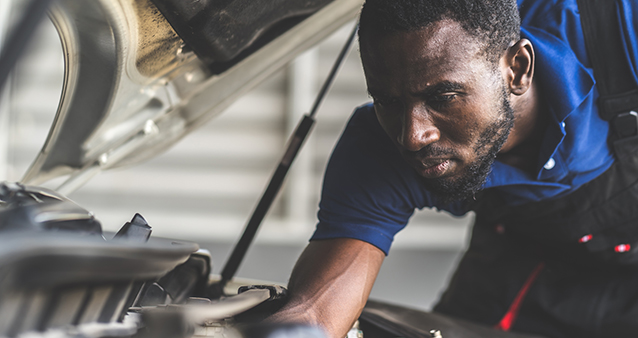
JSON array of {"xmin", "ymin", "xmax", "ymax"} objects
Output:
[{"xmin": 360, "ymin": 20, "xmax": 492, "ymax": 94}]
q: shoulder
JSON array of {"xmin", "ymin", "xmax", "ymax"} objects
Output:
[
  {"xmin": 315, "ymin": 105, "xmax": 469, "ymax": 253},
  {"xmin": 321, "ymin": 104, "xmax": 470, "ymax": 218},
  {"xmin": 323, "ymin": 104, "xmax": 422, "ymax": 209},
  {"xmin": 518, "ymin": 0, "xmax": 578, "ymax": 24},
  {"xmin": 518, "ymin": 0, "xmax": 590, "ymax": 65}
]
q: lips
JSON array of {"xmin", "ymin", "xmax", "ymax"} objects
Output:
[
  {"xmin": 397, "ymin": 145, "xmax": 457, "ymax": 179},
  {"xmin": 403, "ymin": 156, "xmax": 452, "ymax": 178},
  {"xmin": 417, "ymin": 159, "xmax": 451, "ymax": 178}
]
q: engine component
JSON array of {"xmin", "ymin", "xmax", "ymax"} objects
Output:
[
  {"xmin": 114, "ymin": 213, "xmax": 152, "ymax": 242},
  {"xmin": 0, "ymin": 182, "xmax": 102, "ymax": 235}
]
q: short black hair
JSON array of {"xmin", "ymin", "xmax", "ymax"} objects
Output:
[{"xmin": 358, "ymin": 0, "xmax": 520, "ymax": 62}]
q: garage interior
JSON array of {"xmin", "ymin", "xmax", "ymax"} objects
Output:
[{"xmin": 0, "ymin": 11, "xmax": 472, "ymax": 311}]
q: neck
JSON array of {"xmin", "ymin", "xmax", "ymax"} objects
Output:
[{"xmin": 497, "ymin": 79, "xmax": 547, "ymax": 172}]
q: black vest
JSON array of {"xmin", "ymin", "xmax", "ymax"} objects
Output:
[{"xmin": 472, "ymin": 136, "xmax": 638, "ymax": 267}]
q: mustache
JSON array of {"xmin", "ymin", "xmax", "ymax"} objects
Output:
[{"xmin": 402, "ymin": 144, "xmax": 457, "ymax": 160}]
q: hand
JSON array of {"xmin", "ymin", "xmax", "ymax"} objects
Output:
[{"xmin": 267, "ymin": 238, "xmax": 385, "ymax": 338}]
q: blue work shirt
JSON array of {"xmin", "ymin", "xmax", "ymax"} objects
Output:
[{"xmin": 312, "ymin": 0, "xmax": 638, "ymax": 255}]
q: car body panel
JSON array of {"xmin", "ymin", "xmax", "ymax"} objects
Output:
[{"xmin": 21, "ymin": 0, "xmax": 362, "ymax": 195}]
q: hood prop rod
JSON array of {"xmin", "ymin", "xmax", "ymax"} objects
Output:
[{"xmin": 209, "ymin": 23, "xmax": 359, "ymax": 298}]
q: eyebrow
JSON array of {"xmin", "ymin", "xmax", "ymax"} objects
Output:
[{"xmin": 367, "ymin": 81, "xmax": 465, "ymax": 99}]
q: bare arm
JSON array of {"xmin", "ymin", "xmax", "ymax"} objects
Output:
[{"xmin": 269, "ymin": 238, "xmax": 385, "ymax": 338}]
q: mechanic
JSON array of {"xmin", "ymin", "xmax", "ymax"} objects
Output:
[{"xmin": 271, "ymin": 0, "xmax": 638, "ymax": 337}]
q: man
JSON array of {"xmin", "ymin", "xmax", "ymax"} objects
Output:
[{"xmin": 271, "ymin": 0, "xmax": 638, "ymax": 337}]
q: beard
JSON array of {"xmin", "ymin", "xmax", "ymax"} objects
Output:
[{"xmin": 417, "ymin": 87, "xmax": 515, "ymax": 204}]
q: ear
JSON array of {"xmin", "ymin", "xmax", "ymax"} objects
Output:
[{"xmin": 502, "ymin": 39, "xmax": 534, "ymax": 96}]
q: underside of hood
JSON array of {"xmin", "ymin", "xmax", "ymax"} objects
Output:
[{"xmin": 21, "ymin": 0, "xmax": 362, "ymax": 194}]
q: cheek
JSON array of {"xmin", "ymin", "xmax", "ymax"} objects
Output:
[
  {"xmin": 436, "ymin": 105, "xmax": 482, "ymax": 145},
  {"xmin": 452, "ymin": 92, "xmax": 504, "ymax": 141},
  {"xmin": 374, "ymin": 106, "xmax": 401, "ymax": 141}
]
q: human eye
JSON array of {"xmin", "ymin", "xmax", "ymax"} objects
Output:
[
  {"xmin": 428, "ymin": 93, "xmax": 459, "ymax": 107},
  {"xmin": 371, "ymin": 95, "xmax": 397, "ymax": 106}
]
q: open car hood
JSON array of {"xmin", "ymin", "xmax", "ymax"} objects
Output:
[{"xmin": 21, "ymin": 0, "xmax": 362, "ymax": 194}]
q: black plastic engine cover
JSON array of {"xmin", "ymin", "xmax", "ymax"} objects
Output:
[{"xmin": 150, "ymin": 0, "xmax": 334, "ymax": 67}]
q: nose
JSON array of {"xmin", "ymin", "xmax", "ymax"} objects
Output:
[{"xmin": 397, "ymin": 106, "xmax": 440, "ymax": 152}]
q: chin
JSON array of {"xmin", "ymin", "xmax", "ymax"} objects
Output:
[{"xmin": 417, "ymin": 160, "xmax": 492, "ymax": 204}]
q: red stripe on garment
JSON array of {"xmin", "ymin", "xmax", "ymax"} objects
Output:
[{"xmin": 494, "ymin": 262, "xmax": 545, "ymax": 331}]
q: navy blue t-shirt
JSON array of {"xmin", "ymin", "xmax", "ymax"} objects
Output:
[{"xmin": 312, "ymin": 0, "xmax": 638, "ymax": 255}]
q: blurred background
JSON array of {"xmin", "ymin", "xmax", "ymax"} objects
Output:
[{"xmin": 0, "ymin": 4, "xmax": 473, "ymax": 311}]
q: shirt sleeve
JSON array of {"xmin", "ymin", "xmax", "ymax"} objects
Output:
[
  {"xmin": 311, "ymin": 105, "xmax": 468, "ymax": 255},
  {"xmin": 618, "ymin": 0, "xmax": 638, "ymax": 85}
]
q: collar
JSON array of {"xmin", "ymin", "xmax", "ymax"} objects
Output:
[{"xmin": 523, "ymin": 27, "xmax": 595, "ymax": 180}]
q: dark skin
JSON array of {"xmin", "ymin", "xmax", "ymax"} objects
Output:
[
  {"xmin": 365, "ymin": 19, "xmax": 542, "ymax": 179},
  {"xmin": 270, "ymin": 19, "xmax": 543, "ymax": 338}
]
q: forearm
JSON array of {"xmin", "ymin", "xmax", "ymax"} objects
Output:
[{"xmin": 269, "ymin": 238, "xmax": 385, "ymax": 338}]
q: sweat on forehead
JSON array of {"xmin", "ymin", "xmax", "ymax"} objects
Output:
[{"xmin": 358, "ymin": 0, "xmax": 521, "ymax": 60}]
